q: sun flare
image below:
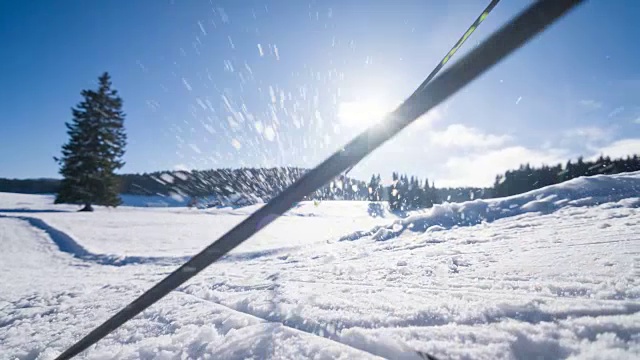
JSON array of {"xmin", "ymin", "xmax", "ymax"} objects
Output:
[{"xmin": 337, "ymin": 98, "xmax": 399, "ymax": 129}]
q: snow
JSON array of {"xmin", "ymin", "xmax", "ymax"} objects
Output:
[
  {"xmin": 1, "ymin": 172, "xmax": 639, "ymax": 359},
  {"xmin": 342, "ymin": 171, "xmax": 640, "ymax": 242}
]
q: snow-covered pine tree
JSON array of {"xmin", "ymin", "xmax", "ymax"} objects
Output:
[{"xmin": 54, "ymin": 72, "xmax": 127, "ymax": 211}]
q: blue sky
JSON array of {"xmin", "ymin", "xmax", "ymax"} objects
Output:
[{"xmin": 1, "ymin": 0, "xmax": 639, "ymax": 186}]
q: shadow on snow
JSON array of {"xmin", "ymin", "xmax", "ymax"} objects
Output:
[{"xmin": 0, "ymin": 214, "xmax": 288, "ymax": 267}]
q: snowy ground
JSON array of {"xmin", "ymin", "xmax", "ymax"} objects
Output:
[{"xmin": 1, "ymin": 173, "xmax": 639, "ymax": 359}]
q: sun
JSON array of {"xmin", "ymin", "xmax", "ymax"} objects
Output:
[{"xmin": 337, "ymin": 97, "xmax": 399, "ymax": 129}]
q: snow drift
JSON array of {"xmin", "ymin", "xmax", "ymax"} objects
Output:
[{"xmin": 342, "ymin": 172, "xmax": 640, "ymax": 241}]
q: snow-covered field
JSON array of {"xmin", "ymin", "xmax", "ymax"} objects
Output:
[{"xmin": 1, "ymin": 172, "xmax": 639, "ymax": 359}]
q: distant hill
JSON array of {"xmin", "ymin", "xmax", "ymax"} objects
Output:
[
  {"xmin": 0, "ymin": 169, "xmax": 487, "ymax": 205},
  {"xmin": 0, "ymin": 178, "xmax": 61, "ymax": 194},
  {"xmin": 0, "ymin": 167, "xmax": 369, "ymax": 202}
]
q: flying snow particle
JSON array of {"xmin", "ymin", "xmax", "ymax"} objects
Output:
[
  {"xmin": 197, "ymin": 21, "xmax": 207, "ymax": 35},
  {"xmin": 136, "ymin": 60, "xmax": 148, "ymax": 73},
  {"xmin": 227, "ymin": 116, "xmax": 239, "ymax": 128},
  {"xmin": 217, "ymin": 7, "xmax": 229, "ymax": 23},
  {"xmin": 146, "ymin": 100, "xmax": 159, "ymax": 112},
  {"xmin": 269, "ymin": 86, "xmax": 276, "ymax": 103},
  {"xmin": 228, "ymin": 36, "xmax": 235, "ymax": 49},
  {"xmin": 516, "ymin": 96, "xmax": 522, "ymax": 105},
  {"xmin": 224, "ymin": 59, "xmax": 234, "ymax": 72},
  {"xmin": 274, "ymin": 45, "xmax": 280, "ymax": 60},
  {"xmin": 169, "ymin": 192, "xmax": 185, "ymax": 202},
  {"xmin": 174, "ymin": 172, "xmax": 189, "ymax": 181},
  {"xmin": 160, "ymin": 173, "xmax": 175, "ymax": 184},
  {"xmin": 182, "ymin": 78, "xmax": 192, "ymax": 91},
  {"xmin": 254, "ymin": 121, "xmax": 264, "ymax": 133},
  {"xmin": 324, "ymin": 134, "xmax": 331, "ymax": 146},
  {"xmin": 189, "ymin": 144, "xmax": 201, "ymax": 154},
  {"xmin": 264, "ymin": 126, "xmax": 276, "ymax": 141},
  {"xmin": 231, "ymin": 139, "xmax": 242, "ymax": 150},
  {"xmin": 270, "ymin": 108, "xmax": 279, "ymax": 124},
  {"xmin": 608, "ymin": 106, "xmax": 624, "ymax": 118},
  {"xmin": 257, "ymin": 44, "xmax": 264, "ymax": 57}
]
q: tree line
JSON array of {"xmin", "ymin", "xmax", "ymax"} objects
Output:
[
  {"xmin": 5, "ymin": 154, "xmax": 638, "ymax": 209},
  {"xmin": 365, "ymin": 173, "xmax": 488, "ymax": 212},
  {"xmin": 369, "ymin": 173, "xmax": 439, "ymax": 211},
  {"xmin": 492, "ymin": 155, "xmax": 640, "ymax": 197}
]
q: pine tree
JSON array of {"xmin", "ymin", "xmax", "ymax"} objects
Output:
[
  {"xmin": 430, "ymin": 180, "xmax": 439, "ymax": 205},
  {"xmin": 54, "ymin": 72, "xmax": 127, "ymax": 211},
  {"xmin": 375, "ymin": 174, "xmax": 383, "ymax": 201},
  {"xmin": 389, "ymin": 172, "xmax": 400, "ymax": 211},
  {"xmin": 368, "ymin": 174, "xmax": 379, "ymax": 201},
  {"xmin": 398, "ymin": 174, "xmax": 409, "ymax": 210}
]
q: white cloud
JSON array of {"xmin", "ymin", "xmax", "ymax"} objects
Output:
[
  {"xmin": 591, "ymin": 138, "xmax": 640, "ymax": 159},
  {"xmin": 563, "ymin": 126, "xmax": 612, "ymax": 143},
  {"xmin": 414, "ymin": 107, "xmax": 444, "ymax": 129},
  {"xmin": 432, "ymin": 135, "xmax": 638, "ymax": 187},
  {"xmin": 436, "ymin": 146, "xmax": 568, "ymax": 187},
  {"xmin": 579, "ymin": 99, "xmax": 603, "ymax": 110},
  {"xmin": 428, "ymin": 124, "xmax": 510, "ymax": 149}
]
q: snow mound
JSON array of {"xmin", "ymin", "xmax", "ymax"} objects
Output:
[{"xmin": 342, "ymin": 172, "xmax": 640, "ymax": 242}]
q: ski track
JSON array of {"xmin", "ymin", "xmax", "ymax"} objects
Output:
[
  {"xmin": 0, "ymin": 214, "xmax": 293, "ymax": 267},
  {"xmin": 176, "ymin": 282, "xmax": 640, "ymax": 359},
  {"xmin": 176, "ymin": 290, "xmax": 387, "ymax": 360}
]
